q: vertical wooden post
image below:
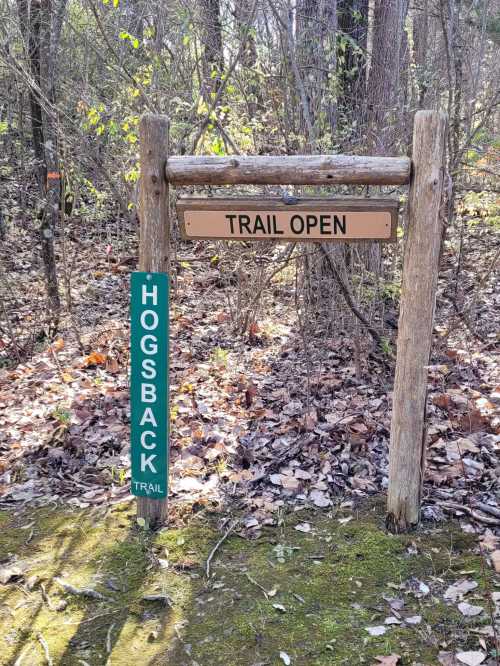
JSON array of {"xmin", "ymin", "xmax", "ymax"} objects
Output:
[
  {"xmin": 387, "ymin": 110, "xmax": 447, "ymax": 533},
  {"xmin": 137, "ymin": 114, "xmax": 170, "ymax": 528}
]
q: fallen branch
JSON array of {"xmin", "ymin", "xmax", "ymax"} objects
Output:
[
  {"xmin": 105, "ymin": 622, "xmax": 115, "ymax": 654},
  {"xmin": 54, "ymin": 577, "xmax": 107, "ymax": 600},
  {"xmin": 206, "ymin": 519, "xmax": 239, "ymax": 578},
  {"xmin": 142, "ymin": 593, "xmax": 172, "ymax": 606},
  {"xmin": 245, "ymin": 572, "xmax": 271, "ymax": 599},
  {"xmin": 37, "ymin": 632, "xmax": 53, "ymax": 666},
  {"xmin": 438, "ymin": 502, "xmax": 500, "ymax": 526},
  {"xmin": 472, "ymin": 502, "xmax": 500, "ymax": 520}
]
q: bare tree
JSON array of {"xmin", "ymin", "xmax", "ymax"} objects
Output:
[
  {"xmin": 366, "ymin": 0, "xmax": 409, "ymax": 155},
  {"xmin": 201, "ymin": 0, "xmax": 224, "ymax": 100},
  {"xmin": 16, "ymin": 0, "xmax": 68, "ymax": 334}
]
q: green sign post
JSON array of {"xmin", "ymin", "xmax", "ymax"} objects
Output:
[{"xmin": 130, "ymin": 272, "xmax": 169, "ymax": 499}]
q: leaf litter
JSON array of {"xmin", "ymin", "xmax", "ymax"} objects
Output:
[{"xmin": 0, "ymin": 222, "xmax": 499, "ymax": 662}]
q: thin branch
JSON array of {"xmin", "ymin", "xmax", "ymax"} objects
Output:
[
  {"xmin": 319, "ymin": 244, "xmax": 383, "ymax": 346},
  {"xmin": 205, "ymin": 519, "xmax": 238, "ymax": 578}
]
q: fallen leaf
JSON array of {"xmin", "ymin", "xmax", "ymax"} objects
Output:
[
  {"xmin": 384, "ymin": 616, "xmax": 401, "ymax": 625},
  {"xmin": 272, "ymin": 603, "xmax": 287, "ymax": 612},
  {"xmin": 457, "ymin": 601, "xmax": 483, "ymax": 617},
  {"xmin": 405, "ymin": 615, "xmax": 422, "ymax": 625},
  {"xmin": 490, "ymin": 550, "xmax": 500, "ymax": 573},
  {"xmin": 61, "ymin": 372, "xmax": 76, "ymax": 383},
  {"xmin": 444, "ymin": 579, "xmax": 478, "ymax": 601},
  {"xmin": 456, "ymin": 651, "xmax": 486, "ymax": 666},
  {"xmin": 83, "ymin": 351, "xmax": 107, "ymax": 367},
  {"xmin": 294, "ymin": 522, "xmax": 311, "ymax": 533},
  {"xmin": 283, "ymin": 401, "xmax": 302, "ymax": 416},
  {"xmin": 309, "ymin": 489, "xmax": 331, "ymax": 508},
  {"xmin": 438, "ymin": 653, "xmax": 458, "ymax": 666},
  {"xmin": 281, "ymin": 476, "xmax": 300, "ymax": 491},
  {"xmin": 279, "ymin": 651, "xmax": 291, "ymax": 665},
  {"xmin": 365, "ymin": 626, "xmax": 387, "ymax": 636},
  {"xmin": 51, "ymin": 338, "xmax": 64, "ymax": 352},
  {"xmin": 433, "ymin": 393, "xmax": 452, "ymax": 409},
  {"xmin": 294, "ymin": 468, "xmax": 312, "ymax": 480},
  {"xmin": 373, "ymin": 656, "xmax": 400, "ymax": 666}
]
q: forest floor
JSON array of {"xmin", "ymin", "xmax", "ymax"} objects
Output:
[
  {"xmin": 1, "ymin": 499, "xmax": 499, "ymax": 666},
  {"xmin": 0, "ymin": 195, "xmax": 499, "ymax": 664}
]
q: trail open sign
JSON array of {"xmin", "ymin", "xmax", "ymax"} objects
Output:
[
  {"xmin": 130, "ymin": 272, "xmax": 169, "ymax": 499},
  {"xmin": 177, "ymin": 197, "xmax": 398, "ymax": 242}
]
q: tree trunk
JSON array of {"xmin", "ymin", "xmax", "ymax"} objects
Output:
[
  {"xmin": 365, "ymin": 0, "xmax": 408, "ymax": 271},
  {"xmin": 17, "ymin": 0, "xmax": 67, "ymax": 334},
  {"xmin": 200, "ymin": 0, "xmax": 223, "ymax": 101},
  {"xmin": 366, "ymin": 0, "xmax": 409, "ymax": 155},
  {"xmin": 235, "ymin": 0, "xmax": 260, "ymax": 116},
  {"xmin": 296, "ymin": 0, "xmax": 338, "ymax": 141},
  {"xmin": 337, "ymin": 0, "xmax": 368, "ymax": 142}
]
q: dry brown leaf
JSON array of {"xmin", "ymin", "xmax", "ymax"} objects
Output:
[
  {"xmin": 83, "ymin": 351, "xmax": 107, "ymax": 367},
  {"xmin": 433, "ymin": 393, "xmax": 452, "ymax": 409},
  {"xmin": 373, "ymin": 656, "xmax": 400, "ymax": 666},
  {"xmin": 51, "ymin": 338, "xmax": 64, "ymax": 352},
  {"xmin": 489, "ymin": 550, "xmax": 500, "ymax": 573}
]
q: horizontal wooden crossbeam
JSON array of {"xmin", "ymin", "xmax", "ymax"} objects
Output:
[{"xmin": 165, "ymin": 155, "xmax": 411, "ymax": 186}]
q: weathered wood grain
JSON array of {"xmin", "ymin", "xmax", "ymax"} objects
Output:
[
  {"xmin": 166, "ymin": 155, "xmax": 411, "ymax": 186},
  {"xmin": 137, "ymin": 114, "xmax": 170, "ymax": 529},
  {"xmin": 387, "ymin": 110, "xmax": 447, "ymax": 532}
]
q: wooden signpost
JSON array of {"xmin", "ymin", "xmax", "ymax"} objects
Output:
[{"xmin": 134, "ymin": 111, "xmax": 447, "ymax": 532}]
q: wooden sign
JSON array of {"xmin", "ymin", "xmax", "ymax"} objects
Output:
[{"xmin": 177, "ymin": 197, "xmax": 398, "ymax": 242}]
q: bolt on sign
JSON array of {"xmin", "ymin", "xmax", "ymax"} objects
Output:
[
  {"xmin": 177, "ymin": 197, "xmax": 398, "ymax": 242},
  {"xmin": 130, "ymin": 272, "xmax": 169, "ymax": 499}
]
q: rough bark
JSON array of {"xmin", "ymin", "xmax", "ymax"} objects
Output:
[
  {"xmin": 200, "ymin": 0, "xmax": 223, "ymax": 101},
  {"xmin": 137, "ymin": 114, "xmax": 170, "ymax": 529},
  {"xmin": 337, "ymin": 0, "xmax": 369, "ymax": 135},
  {"xmin": 17, "ymin": 0, "xmax": 66, "ymax": 333},
  {"xmin": 166, "ymin": 154, "xmax": 411, "ymax": 185},
  {"xmin": 366, "ymin": 0, "xmax": 409, "ymax": 155},
  {"xmin": 387, "ymin": 110, "xmax": 447, "ymax": 533}
]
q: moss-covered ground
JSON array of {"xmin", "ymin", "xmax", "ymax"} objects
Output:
[{"xmin": 0, "ymin": 500, "xmax": 494, "ymax": 665}]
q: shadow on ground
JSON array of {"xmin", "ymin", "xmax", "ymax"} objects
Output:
[{"xmin": 0, "ymin": 499, "xmax": 494, "ymax": 665}]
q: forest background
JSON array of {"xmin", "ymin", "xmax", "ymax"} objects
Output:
[
  {"xmin": 0, "ymin": 0, "xmax": 498, "ymax": 352},
  {"xmin": 0, "ymin": 0, "xmax": 499, "ymax": 520},
  {"xmin": 0, "ymin": 1, "xmax": 499, "ymax": 664}
]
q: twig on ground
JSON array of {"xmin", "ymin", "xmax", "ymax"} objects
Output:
[
  {"xmin": 206, "ymin": 519, "xmax": 239, "ymax": 578},
  {"xmin": 472, "ymin": 502, "xmax": 500, "ymax": 520},
  {"xmin": 245, "ymin": 572, "xmax": 270, "ymax": 599},
  {"xmin": 54, "ymin": 577, "xmax": 107, "ymax": 600},
  {"xmin": 105, "ymin": 622, "xmax": 115, "ymax": 654},
  {"xmin": 13, "ymin": 644, "xmax": 32, "ymax": 666},
  {"xmin": 438, "ymin": 502, "xmax": 500, "ymax": 526},
  {"xmin": 37, "ymin": 632, "xmax": 53, "ymax": 666}
]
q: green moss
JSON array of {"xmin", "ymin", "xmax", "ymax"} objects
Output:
[{"xmin": 0, "ymin": 503, "xmax": 493, "ymax": 665}]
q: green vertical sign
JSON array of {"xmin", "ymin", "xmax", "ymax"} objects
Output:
[{"xmin": 130, "ymin": 272, "xmax": 169, "ymax": 499}]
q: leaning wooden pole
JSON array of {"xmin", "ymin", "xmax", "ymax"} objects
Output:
[
  {"xmin": 387, "ymin": 110, "xmax": 447, "ymax": 533},
  {"xmin": 137, "ymin": 114, "xmax": 170, "ymax": 528}
]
